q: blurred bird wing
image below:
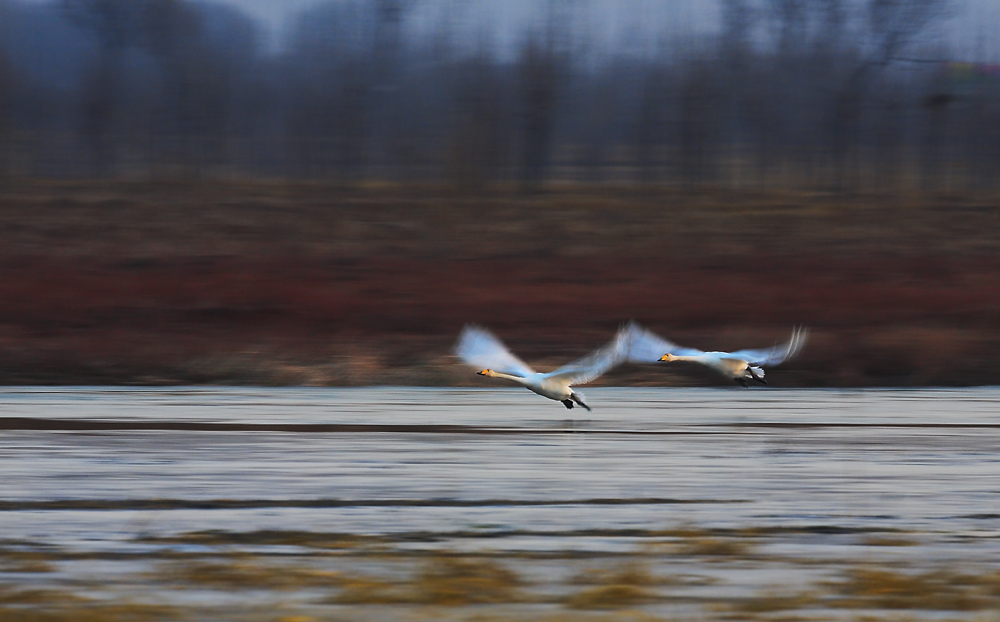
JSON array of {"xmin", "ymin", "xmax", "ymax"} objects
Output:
[
  {"xmin": 454, "ymin": 325, "xmax": 536, "ymax": 378},
  {"xmin": 542, "ymin": 325, "xmax": 632, "ymax": 386},
  {"xmin": 729, "ymin": 326, "xmax": 809, "ymax": 367},
  {"xmin": 623, "ymin": 321, "xmax": 704, "ymax": 362},
  {"xmin": 542, "ymin": 328, "xmax": 631, "ymax": 385}
]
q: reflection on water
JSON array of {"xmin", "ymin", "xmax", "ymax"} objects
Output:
[{"xmin": 1, "ymin": 387, "xmax": 999, "ymax": 619}]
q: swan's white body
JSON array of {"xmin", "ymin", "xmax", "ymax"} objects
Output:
[
  {"xmin": 625, "ymin": 322, "xmax": 808, "ymax": 386},
  {"xmin": 454, "ymin": 325, "xmax": 630, "ymax": 410}
]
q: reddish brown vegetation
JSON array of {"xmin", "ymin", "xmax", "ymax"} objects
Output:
[{"xmin": 0, "ymin": 180, "xmax": 998, "ymax": 386}]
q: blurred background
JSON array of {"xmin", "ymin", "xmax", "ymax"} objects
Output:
[{"xmin": 0, "ymin": 0, "xmax": 998, "ymax": 386}]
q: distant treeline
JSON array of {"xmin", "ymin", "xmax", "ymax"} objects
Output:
[{"xmin": 0, "ymin": 0, "xmax": 996, "ymax": 191}]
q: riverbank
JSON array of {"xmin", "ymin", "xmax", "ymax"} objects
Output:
[{"xmin": 1, "ymin": 180, "xmax": 997, "ymax": 386}]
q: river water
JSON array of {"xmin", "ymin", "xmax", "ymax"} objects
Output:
[{"xmin": 2, "ymin": 387, "xmax": 999, "ymax": 618}]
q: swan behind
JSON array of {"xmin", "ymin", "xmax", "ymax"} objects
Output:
[{"xmin": 626, "ymin": 322, "xmax": 808, "ymax": 386}]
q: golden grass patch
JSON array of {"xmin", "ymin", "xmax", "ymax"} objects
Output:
[
  {"xmin": 0, "ymin": 550, "xmax": 57, "ymax": 573},
  {"xmin": 329, "ymin": 576, "xmax": 408, "ymax": 605},
  {"xmin": 565, "ymin": 584, "xmax": 655, "ymax": 610},
  {"xmin": 332, "ymin": 556, "xmax": 522, "ymax": 606},
  {"xmin": 674, "ymin": 536, "xmax": 755, "ymax": 558},
  {"xmin": 730, "ymin": 590, "xmax": 820, "ymax": 614},
  {"xmin": 828, "ymin": 566, "xmax": 999, "ymax": 610},
  {"xmin": 409, "ymin": 555, "xmax": 522, "ymax": 605},
  {"xmin": 570, "ymin": 562, "xmax": 667, "ymax": 587},
  {"xmin": 0, "ymin": 604, "xmax": 179, "ymax": 622},
  {"xmin": 151, "ymin": 555, "xmax": 340, "ymax": 591},
  {"xmin": 860, "ymin": 535, "xmax": 921, "ymax": 547},
  {"xmin": 565, "ymin": 561, "xmax": 670, "ymax": 610},
  {"xmin": 0, "ymin": 589, "xmax": 177, "ymax": 622}
]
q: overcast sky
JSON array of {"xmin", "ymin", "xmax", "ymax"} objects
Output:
[
  {"xmin": 17, "ymin": 0, "xmax": 1000, "ymax": 59},
  {"xmin": 206, "ymin": 0, "xmax": 1000, "ymax": 58}
]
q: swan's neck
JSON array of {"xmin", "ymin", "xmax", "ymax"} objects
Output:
[
  {"xmin": 488, "ymin": 371, "xmax": 529, "ymax": 384},
  {"xmin": 667, "ymin": 355, "xmax": 702, "ymax": 362}
]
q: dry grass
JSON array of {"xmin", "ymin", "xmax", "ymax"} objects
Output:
[
  {"xmin": 860, "ymin": 535, "xmax": 922, "ymax": 547},
  {"xmin": 3, "ymin": 538, "xmax": 1000, "ymax": 620},
  {"xmin": 565, "ymin": 584, "xmax": 657, "ymax": 610},
  {"xmin": 329, "ymin": 575, "xmax": 408, "ymax": 605},
  {"xmin": 0, "ymin": 549, "xmax": 57, "ymax": 573},
  {"xmin": 570, "ymin": 562, "xmax": 666, "ymax": 587},
  {"xmin": 730, "ymin": 590, "xmax": 820, "ymax": 614},
  {"xmin": 674, "ymin": 536, "xmax": 756, "ymax": 558},
  {"xmin": 332, "ymin": 556, "xmax": 522, "ymax": 606},
  {"xmin": 0, "ymin": 587, "xmax": 178, "ymax": 622},
  {"xmin": 410, "ymin": 556, "xmax": 522, "ymax": 605},
  {"xmin": 565, "ymin": 562, "xmax": 668, "ymax": 610},
  {"xmin": 0, "ymin": 588, "xmax": 85, "ymax": 606},
  {"xmin": 0, "ymin": 605, "xmax": 179, "ymax": 622},
  {"xmin": 828, "ymin": 566, "xmax": 1000, "ymax": 610},
  {"xmin": 151, "ymin": 555, "xmax": 340, "ymax": 591}
]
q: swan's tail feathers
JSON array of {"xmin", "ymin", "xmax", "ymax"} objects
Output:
[{"xmin": 783, "ymin": 326, "xmax": 809, "ymax": 363}]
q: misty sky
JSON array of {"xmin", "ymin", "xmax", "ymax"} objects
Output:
[
  {"xmin": 204, "ymin": 0, "xmax": 1000, "ymax": 58},
  {"xmin": 16, "ymin": 0, "xmax": 1000, "ymax": 58}
]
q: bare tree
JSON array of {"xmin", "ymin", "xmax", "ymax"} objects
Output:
[
  {"xmin": 0, "ymin": 13, "xmax": 13, "ymax": 183},
  {"xmin": 60, "ymin": 0, "xmax": 149, "ymax": 176},
  {"xmin": 633, "ymin": 62, "xmax": 671, "ymax": 186},
  {"xmin": 448, "ymin": 47, "xmax": 509, "ymax": 191},
  {"xmin": 140, "ymin": 1, "xmax": 256, "ymax": 177},
  {"xmin": 287, "ymin": 2, "xmax": 378, "ymax": 180},
  {"xmin": 826, "ymin": 0, "xmax": 949, "ymax": 189},
  {"xmin": 0, "ymin": 0, "xmax": 977, "ymax": 190},
  {"xmin": 516, "ymin": 1, "xmax": 577, "ymax": 192}
]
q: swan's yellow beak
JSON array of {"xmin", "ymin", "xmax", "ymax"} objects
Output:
[
  {"xmin": 477, "ymin": 369, "xmax": 490, "ymax": 375},
  {"xmin": 659, "ymin": 354, "xmax": 672, "ymax": 362}
]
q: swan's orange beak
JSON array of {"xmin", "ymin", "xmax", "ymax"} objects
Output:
[
  {"xmin": 659, "ymin": 354, "xmax": 671, "ymax": 362},
  {"xmin": 477, "ymin": 369, "xmax": 490, "ymax": 375}
]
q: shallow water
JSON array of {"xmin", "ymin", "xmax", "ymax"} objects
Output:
[{"xmin": 2, "ymin": 387, "xmax": 999, "ymax": 618}]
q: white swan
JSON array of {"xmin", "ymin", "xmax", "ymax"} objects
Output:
[
  {"xmin": 454, "ymin": 324, "xmax": 631, "ymax": 410},
  {"xmin": 625, "ymin": 322, "xmax": 808, "ymax": 387}
]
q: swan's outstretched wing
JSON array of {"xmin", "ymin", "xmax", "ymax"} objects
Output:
[
  {"xmin": 454, "ymin": 325, "xmax": 536, "ymax": 378},
  {"xmin": 729, "ymin": 326, "xmax": 809, "ymax": 367},
  {"xmin": 623, "ymin": 321, "xmax": 704, "ymax": 362},
  {"xmin": 542, "ymin": 325, "xmax": 632, "ymax": 385}
]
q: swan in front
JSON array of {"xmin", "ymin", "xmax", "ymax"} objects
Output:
[
  {"xmin": 454, "ymin": 324, "xmax": 631, "ymax": 410},
  {"xmin": 625, "ymin": 322, "xmax": 808, "ymax": 387}
]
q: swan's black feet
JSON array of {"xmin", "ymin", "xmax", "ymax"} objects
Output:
[
  {"xmin": 562, "ymin": 399, "xmax": 575, "ymax": 409},
  {"xmin": 755, "ymin": 377, "xmax": 767, "ymax": 385},
  {"xmin": 570, "ymin": 393, "xmax": 592, "ymax": 411},
  {"xmin": 736, "ymin": 378, "xmax": 749, "ymax": 388}
]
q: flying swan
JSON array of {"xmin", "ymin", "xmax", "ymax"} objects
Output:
[
  {"xmin": 454, "ymin": 324, "xmax": 631, "ymax": 410},
  {"xmin": 625, "ymin": 322, "xmax": 808, "ymax": 387}
]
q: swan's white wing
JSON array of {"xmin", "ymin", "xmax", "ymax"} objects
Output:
[
  {"xmin": 541, "ymin": 325, "xmax": 632, "ymax": 386},
  {"xmin": 454, "ymin": 325, "xmax": 536, "ymax": 377},
  {"xmin": 729, "ymin": 327, "xmax": 809, "ymax": 367},
  {"xmin": 623, "ymin": 321, "xmax": 704, "ymax": 362}
]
